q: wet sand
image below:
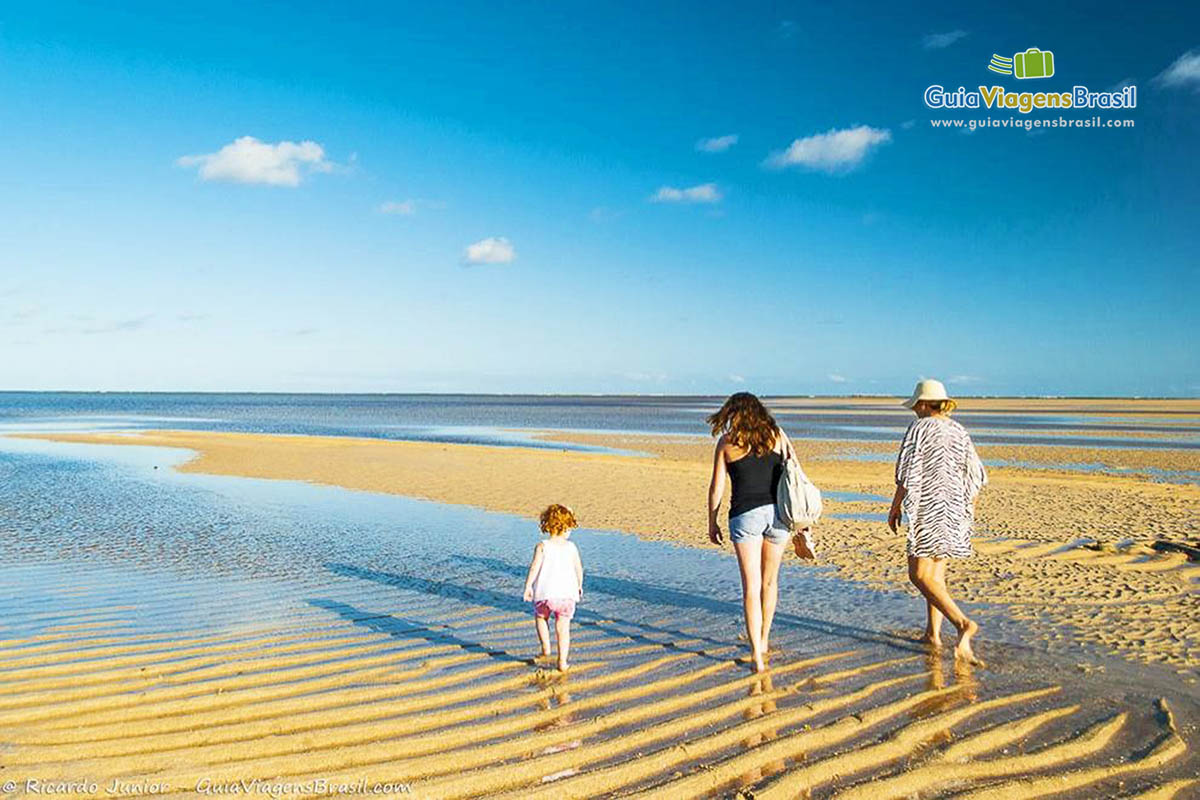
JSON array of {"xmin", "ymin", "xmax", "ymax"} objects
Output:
[
  {"xmin": 768, "ymin": 396, "xmax": 1200, "ymax": 415},
  {"xmin": 2, "ymin": 558, "xmax": 1195, "ymax": 800},
  {"xmin": 16, "ymin": 422, "xmax": 1200, "ymax": 669},
  {"xmin": 6, "ymin": 398, "xmax": 1200, "ymax": 798}
]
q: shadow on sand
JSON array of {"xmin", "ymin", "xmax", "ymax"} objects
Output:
[{"xmin": 320, "ymin": 558, "xmax": 925, "ymax": 659}]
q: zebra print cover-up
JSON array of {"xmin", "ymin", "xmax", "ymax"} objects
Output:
[{"xmin": 894, "ymin": 416, "xmax": 988, "ymax": 559}]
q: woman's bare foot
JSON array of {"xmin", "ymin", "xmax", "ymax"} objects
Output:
[
  {"xmin": 954, "ymin": 619, "xmax": 983, "ymax": 665},
  {"xmin": 922, "ymin": 629, "xmax": 943, "ymax": 648},
  {"xmin": 751, "ymin": 650, "xmax": 767, "ymax": 673},
  {"xmin": 557, "ymin": 657, "xmax": 570, "ymax": 672}
]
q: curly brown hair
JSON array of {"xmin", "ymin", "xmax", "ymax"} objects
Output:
[
  {"xmin": 539, "ymin": 504, "xmax": 577, "ymax": 536},
  {"xmin": 707, "ymin": 392, "xmax": 780, "ymax": 456}
]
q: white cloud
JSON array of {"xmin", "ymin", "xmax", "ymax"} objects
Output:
[
  {"xmin": 828, "ymin": 373, "xmax": 848, "ymax": 383},
  {"xmin": 922, "ymin": 30, "xmax": 968, "ymax": 49},
  {"xmin": 650, "ymin": 183, "xmax": 722, "ymax": 204},
  {"xmin": 624, "ymin": 371, "xmax": 668, "ymax": 382},
  {"xmin": 728, "ymin": 374, "xmax": 746, "ymax": 383},
  {"xmin": 900, "ymin": 119, "xmax": 916, "ymax": 130},
  {"xmin": 80, "ymin": 315, "xmax": 153, "ymax": 335},
  {"xmin": 379, "ymin": 199, "xmax": 446, "ymax": 215},
  {"xmin": 766, "ymin": 126, "xmax": 891, "ymax": 173},
  {"xmin": 1155, "ymin": 50, "xmax": 1200, "ymax": 89},
  {"xmin": 696, "ymin": 134, "xmax": 739, "ymax": 153},
  {"xmin": 589, "ymin": 206, "xmax": 625, "ymax": 223},
  {"xmin": 463, "ymin": 237, "xmax": 516, "ymax": 265},
  {"xmin": 379, "ymin": 200, "xmax": 416, "ymax": 215},
  {"xmin": 177, "ymin": 136, "xmax": 332, "ymax": 187},
  {"xmin": 3, "ymin": 304, "xmax": 40, "ymax": 323}
]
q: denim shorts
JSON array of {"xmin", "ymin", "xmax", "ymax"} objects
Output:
[{"xmin": 729, "ymin": 504, "xmax": 791, "ymax": 545}]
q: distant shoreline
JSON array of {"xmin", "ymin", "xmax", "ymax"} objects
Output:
[{"xmin": 1, "ymin": 390, "xmax": 1197, "ymax": 401}]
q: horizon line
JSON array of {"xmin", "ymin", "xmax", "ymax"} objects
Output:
[{"xmin": 0, "ymin": 390, "xmax": 1196, "ymax": 401}]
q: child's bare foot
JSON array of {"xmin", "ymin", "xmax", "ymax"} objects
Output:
[{"xmin": 954, "ymin": 619, "xmax": 983, "ymax": 665}]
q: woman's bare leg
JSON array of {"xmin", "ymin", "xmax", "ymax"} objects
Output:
[
  {"xmin": 554, "ymin": 614, "xmax": 571, "ymax": 671},
  {"xmin": 925, "ymin": 560, "xmax": 946, "ymax": 646},
  {"xmin": 734, "ymin": 538, "xmax": 766, "ymax": 671},
  {"xmin": 759, "ymin": 538, "xmax": 786, "ymax": 657},
  {"xmin": 908, "ymin": 556, "xmax": 981, "ymax": 664}
]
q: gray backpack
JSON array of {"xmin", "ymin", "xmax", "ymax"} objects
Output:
[{"xmin": 776, "ymin": 435, "xmax": 823, "ymax": 529}]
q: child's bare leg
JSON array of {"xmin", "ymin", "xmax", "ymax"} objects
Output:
[
  {"xmin": 534, "ymin": 615, "xmax": 551, "ymax": 657},
  {"xmin": 759, "ymin": 538, "xmax": 786, "ymax": 657},
  {"xmin": 734, "ymin": 539, "xmax": 766, "ymax": 671},
  {"xmin": 554, "ymin": 614, "xmax": 571, "ymax": 671}
]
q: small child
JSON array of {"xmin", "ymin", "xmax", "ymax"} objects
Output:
[{"xmin": 522, "ymin": 504, "xmax": 584, "ymax": 671}]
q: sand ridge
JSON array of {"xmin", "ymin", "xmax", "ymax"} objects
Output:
[
  {"xmin": 16, "ymin": 423, "xmax": 1199, "ymax": 668},
  {"xmin": 1, "ymin": 562, "xmax": 1194, "ymax": 799},
  {"xmin": 6, "ymin": 402, "xmax": 1200, "ymax": 797}
]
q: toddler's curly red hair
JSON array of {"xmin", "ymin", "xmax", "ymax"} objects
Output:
[{"xmin": 539, "ymin": 504, "xmax": 577, "ymax": 536}]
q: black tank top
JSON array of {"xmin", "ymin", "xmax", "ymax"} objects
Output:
[{"xmin": 727, "ymin": 449, "xmax": 784, "ymax": 518}]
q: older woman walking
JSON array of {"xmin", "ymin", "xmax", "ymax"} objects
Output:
[
  {"xmin": 707, "ymin": 392, "xmax": 809, "ymax": 672},
  {"xmin": 887, "ymin": 379, "xmax": 988, "ymax": 664}
]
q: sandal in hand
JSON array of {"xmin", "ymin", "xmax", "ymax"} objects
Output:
[{"xmin": 792, "ymin": 528, "xmax": 816, "ymax": 560}]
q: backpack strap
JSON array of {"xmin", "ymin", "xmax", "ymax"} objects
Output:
[{"xmin": 779, "ymin": 430, "xmax": 797, "ymax": 463}]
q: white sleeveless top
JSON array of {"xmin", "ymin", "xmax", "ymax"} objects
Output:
[{"xmin": 532, "ymin": 539, "xmax": 580, "ymax": 601}]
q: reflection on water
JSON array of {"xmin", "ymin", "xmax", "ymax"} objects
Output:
[
  {"xmin": 918, "ymin": 650, "xmax": 980, "ymax": 714},
  {"xmin": 739, "ymin": 675, "xmax": 784, "ymax": 784}
]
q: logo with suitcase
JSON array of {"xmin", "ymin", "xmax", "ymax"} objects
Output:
[{"xmin": 988, "ymin": 48, "xmax": 1055, "ymax": 79}]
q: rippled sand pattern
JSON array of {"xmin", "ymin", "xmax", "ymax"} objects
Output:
[
  {"xmin": 2, "ymin": 563, "xmax": 1195, "ymax": 800},
  {"xmin": 23, "ymin": 425, "xmax": 1196, "ymax": 668}
]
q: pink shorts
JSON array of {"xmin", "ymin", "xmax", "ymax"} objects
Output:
[{"xmin": 533, "ymin": 598, "xmax": 576, "ymax": 620}]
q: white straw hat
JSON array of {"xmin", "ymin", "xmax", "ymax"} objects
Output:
[{"xmin": 902, "ymin": 379, "xmax": 951, "ymax": 409}]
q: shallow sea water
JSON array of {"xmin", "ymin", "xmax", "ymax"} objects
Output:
[
  {"xmin": 1, "ymin": 436, "xmax": 1197, "ymax": 797},
  {"xmin": 2, "ymin": 392, "xmax": 1195, "ymax": 450}
]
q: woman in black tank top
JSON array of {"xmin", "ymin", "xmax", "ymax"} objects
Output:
[
  {"xmin": 726, "ymin": 449, "xmax": 785, "ymax": 518},
  {"xmin": 706, "ymin": 392, "xmax": 807, "ymax": 673}
]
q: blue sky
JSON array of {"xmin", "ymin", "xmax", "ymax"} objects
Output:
[{"xmin": 0, "ymin": 1, "xmax": 1197, "ymax": 395}]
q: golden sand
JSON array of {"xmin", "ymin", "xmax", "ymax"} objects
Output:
[
  {"xmin": 2, "ymin": 594, "xmax": 1192, "ymax": 799},
  {"xmin": 16, "ymin": 423, "xmax": 1200, "ymax": 668},
  {"xmin": 6, "ymin": 400, "xmax": 1200, "ymax": 797}
]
